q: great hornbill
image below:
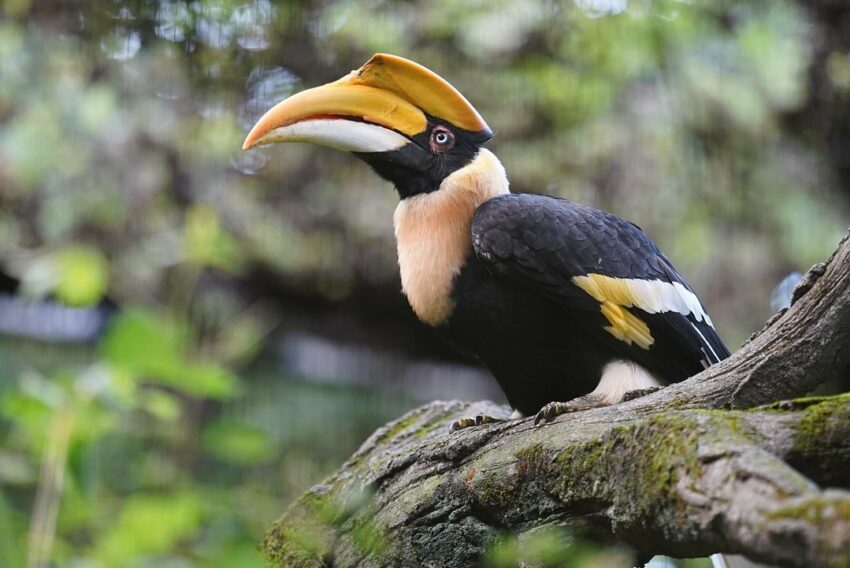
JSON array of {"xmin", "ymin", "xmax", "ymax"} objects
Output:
[{"xmin": 243, "ymin": 54, "xmax": 730, "ymax": 427}]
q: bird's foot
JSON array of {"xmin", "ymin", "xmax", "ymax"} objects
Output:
[
  {"xmin": 622, "ymin": 386, "xmax": 661, "ymax": 402},
  {"xmin": 534, "ymin": 394, "xmax": 607, "ymax": 425},
  {"xmin": 450, "ymin": 414, "xmax": 505, "ymax": 432}
]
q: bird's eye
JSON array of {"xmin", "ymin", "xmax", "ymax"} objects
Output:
[{"xmin": 429, "ymin": 126, "xmax": 455, "ymax": 153}]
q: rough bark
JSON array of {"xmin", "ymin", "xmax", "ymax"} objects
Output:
[{"xmin": 262, "ymin": 230, "xmax": 850, "ymax": 568}]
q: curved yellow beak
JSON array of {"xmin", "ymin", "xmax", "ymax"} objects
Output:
[{"xmin": 242, "ymin": 53, "xmax": 491, "ymax": 152}]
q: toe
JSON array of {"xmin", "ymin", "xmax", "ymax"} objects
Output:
[
  {"xmin": 452, "ymin": 414, "xmax": 507, "ymax": 431},
  {"xmin": 533, "ymin": 404, "xmax": 553, "ymax": 425},
  {"xmin": 450, "ymin": 417, "xmax": 476, "ymax": 432}
]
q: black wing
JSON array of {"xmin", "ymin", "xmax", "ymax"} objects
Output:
[{"xmin": 471, "ymin": 193, "xmax": 730, "ymax": 383}]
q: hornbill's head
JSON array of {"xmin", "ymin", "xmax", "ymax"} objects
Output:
[{"xmin": 242, "ymin": 54, "xmax": 493, "ymax": 199}]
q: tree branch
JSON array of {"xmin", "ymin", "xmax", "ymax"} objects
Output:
[{"xmin": 262, "ymin": 230, "xmax": 850, "ymax": 568}]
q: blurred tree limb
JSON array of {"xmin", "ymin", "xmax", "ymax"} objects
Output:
[{"xmin": 263, "ymin": 231, "xmax": 850, "ymax": 567}]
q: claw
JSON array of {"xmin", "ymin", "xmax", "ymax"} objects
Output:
[
  {"xmin": 475, "ymin": 414, "xmax": 501, "ymax": 425},
  {"xmin": 450, "ymin": 414, "xmax": 506, "ymax": 432},
  {"xmin": 533, "ymin": 394, "xmax": 607, "ymax": 425}
]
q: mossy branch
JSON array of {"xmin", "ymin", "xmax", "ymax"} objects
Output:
[{"xmin": 263, "ymin": 230, "xmax": 850, "ymax": 568}]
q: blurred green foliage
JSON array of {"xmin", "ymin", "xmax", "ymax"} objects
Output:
[
  {"xmin": 485, "ymin": 526, "xmax": 634, "ymax": 568},
  {"xmin": 0, "ymin": 0, "xmax": 848, "ymax": 566},
  {"xmin": 0, "ymin": 314, "xmax": 411, "ymax": 566},
  {"xmin": 101, "ymin": 309, "xmax": 239, "ymax": 399}
]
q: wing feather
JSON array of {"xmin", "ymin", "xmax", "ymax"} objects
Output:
[{"xmin": 472, "ymin": 193, "xmax": 730, "ymax": 382}]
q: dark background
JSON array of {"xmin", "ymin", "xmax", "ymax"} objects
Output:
[{"xmin": 1, "ymin": 0, "xmax": 849, "ymax": 565}]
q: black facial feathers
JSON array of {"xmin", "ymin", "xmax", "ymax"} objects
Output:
[{"xmin": 354, "ymin": 116, "xmax": 493, "ymax": 199}]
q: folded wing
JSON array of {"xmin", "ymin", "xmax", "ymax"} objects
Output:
[{"xmin": 472, "ymin": 193, "xmax": 730, "ymax": 383}]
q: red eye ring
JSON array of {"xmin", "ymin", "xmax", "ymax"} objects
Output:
[{"xmin": 429, "ymin": 126, "xmax": 455, "ymax": 153}]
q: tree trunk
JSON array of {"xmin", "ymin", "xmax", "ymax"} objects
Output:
[{"xmin": 261, "ymin": 230, "xmax": 850, "ymax": 568}]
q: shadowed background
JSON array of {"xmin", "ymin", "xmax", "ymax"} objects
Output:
[{"xmin": 1, "ymin": 0, "xmax": 848, "ymax": 566}]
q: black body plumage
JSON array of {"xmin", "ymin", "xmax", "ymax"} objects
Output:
[{"xmin": 438, "ymin": 193, "xmax": 730, "ymax": 415}]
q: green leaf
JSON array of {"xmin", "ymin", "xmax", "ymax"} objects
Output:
[
  {"xmin": 54, "ymin": 246, "xmax": 109, "ymax": 307},
  {"xmin": 100, "ymin": 309, "xmax": 187, "ymax": 367},
  {"xmin": 100, "ymin": 310, "xmax": 238, "ymax": 399},
  {"xmin": 139, "ymin": 390, "xmax": 182, "ymax": 423},
  {"xmin": 0, "ymin": 491, "xmax": 25, "ymax": 568},
  {"xmin": 0, "ymin": 384, "xmax": 54, "ymax": 450},
  {"xmin": 205, "ymin": 543, "xmax": 266, "ymax": 568},
  {"xmin": 184, "ymin": 203, "xmax": 245, "ymax": 273},
  {"xmin": 202, "ymin": 420, "xmax": 275, "ymax": 465},
  {"xmin": 153, "ymin": 363, "xmax": 238, "ymax": 400},
  {"xmin": 92, "ymin": 492, "xmax": 202, "ymax": 564}
]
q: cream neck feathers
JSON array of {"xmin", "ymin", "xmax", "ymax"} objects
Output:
[{"xmin": 393, "ymin": 149, "xmax": 510, "ymax": 326}]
